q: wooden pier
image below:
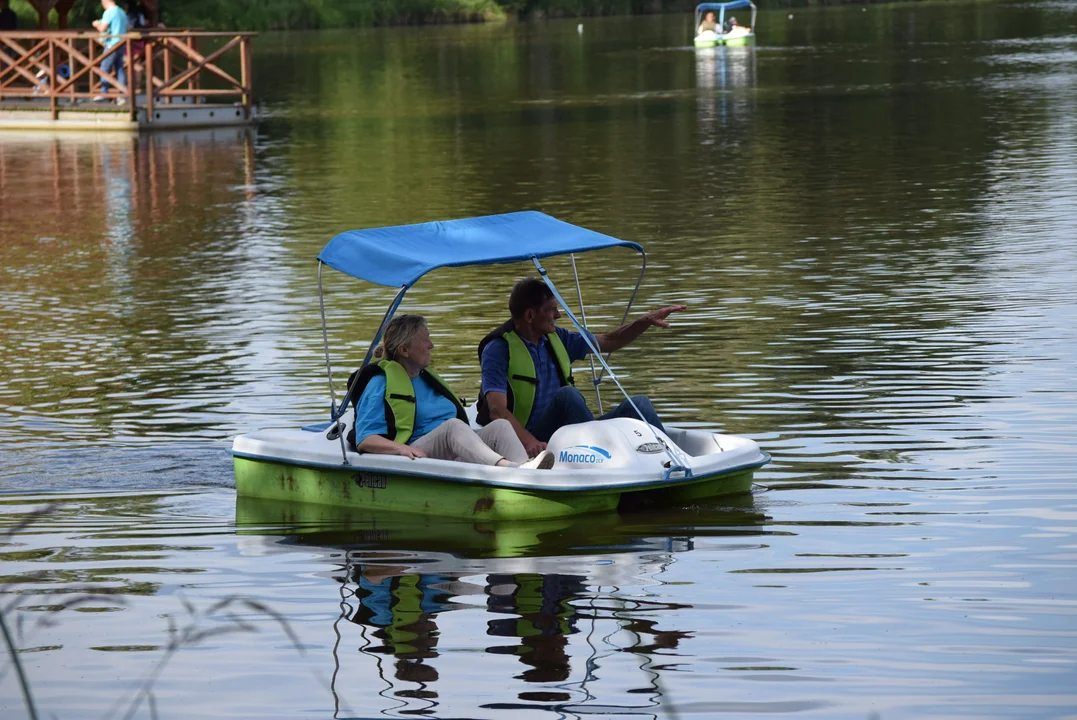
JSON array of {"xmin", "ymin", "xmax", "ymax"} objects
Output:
[{"xmin": 0, "ymin": 29, "xmax": 256, "ymax": 131}]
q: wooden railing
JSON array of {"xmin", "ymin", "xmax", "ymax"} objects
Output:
[{"xmin": 0, "ymin": 30, "xmax": 255, "ymax": 123}]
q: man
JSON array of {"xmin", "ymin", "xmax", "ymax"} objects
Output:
[
  {"xmin": 0, "ymin": 0, "xmax": 18, "ymax": 31},
  {"xmin": 92, "ymin": 0, "xmax": 128, "ymax": 101},
  {"xmin": 477, "ymin": 277, "xmax": 686, "ymax": 457}
]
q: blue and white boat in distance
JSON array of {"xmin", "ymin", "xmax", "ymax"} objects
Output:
[{"xmin": 694, "ymin": 0, "xmax": 758, "ymax": 47}]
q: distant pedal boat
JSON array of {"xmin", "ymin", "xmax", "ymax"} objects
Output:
[
  {"xmin": 693, "ymin": 0, "xmax": 757, "ymax": 47},
  {"xmin": 231, "ymin": 212, "xmax": 770, "ymax": 521}
]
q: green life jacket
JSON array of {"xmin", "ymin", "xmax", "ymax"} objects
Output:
[
  {"xmin": 476, "ymin": 320, "xmax": 574, "ymax": 427},
  {"xmin": 386, "ymin": 574, "xmax": 423, "ymax": 654},
  {"xmin": 346, "ymin": 360, "xmax": 467, "ymax": 447}
]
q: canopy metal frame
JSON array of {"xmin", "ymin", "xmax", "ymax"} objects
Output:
[{"xmin": 315, "ymin": 243, "xmax": 689, "ymax": 478}]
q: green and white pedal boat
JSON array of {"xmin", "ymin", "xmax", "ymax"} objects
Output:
[
  {"xmin": 693, "ymin": 0, "xmax": 757, "ymax": 47},
  {"xmin": 232, "ymin": 212, "xmax": 770, "ymax": 521}
]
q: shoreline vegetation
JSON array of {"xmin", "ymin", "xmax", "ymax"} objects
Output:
[{"xmin": 12, "ymin": 0, "xmax": 921, "ymax": 32}]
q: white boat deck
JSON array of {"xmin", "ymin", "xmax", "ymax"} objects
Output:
[{"xmin": 233, "ymin": 418, "xmax": 769, "ymax": 493}]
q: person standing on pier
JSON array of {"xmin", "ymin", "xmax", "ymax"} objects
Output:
[
  {"xmin": 0, "ymin": 0, "xmax": 18, "ymax": 31},
  {"xmin": 92, "ymin": 0, "xmax": 128, "ymax": 102},
  {"xmin": 1, "ymin": 0, "xmax": 17, "ymax": 70}
]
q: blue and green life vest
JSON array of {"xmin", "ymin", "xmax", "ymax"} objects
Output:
[
  {"xmin": 476, "ymin": 320, "xmax": 574, "ymax": 427},
  {"xmin": 346, "ymin": 360, "xmax": 467, "ymax": 446}
]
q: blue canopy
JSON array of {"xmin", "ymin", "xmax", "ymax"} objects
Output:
[
  {"xmin": 697, "ymin": 0, "xmax": 753, "ymax": 12},
  {"xmin": 318, "ymin": 211, "xmax": 643, "ymax": 288}
]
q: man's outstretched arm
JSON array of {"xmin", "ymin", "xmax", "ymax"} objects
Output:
[{"xmin": 595, "ymin": 305, "xmax": 687, "ymax": 354}]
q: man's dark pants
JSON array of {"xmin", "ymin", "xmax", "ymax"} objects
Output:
[{"xmin": 530, "ymin": 386, "xmax": 664, "ymax": 443}]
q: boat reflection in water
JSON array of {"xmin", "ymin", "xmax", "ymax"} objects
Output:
[
  {"xmin": 695, "ymin": 45, "xmax": 757, "ymax": 138},
  {"xmin": 235, "ymin": 496, "xmax": 768, "ymax": 716}
]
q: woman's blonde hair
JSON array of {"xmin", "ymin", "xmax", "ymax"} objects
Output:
[{"xmin": 379, "ymin": 314, "xmax": 427, "ymax": 362}]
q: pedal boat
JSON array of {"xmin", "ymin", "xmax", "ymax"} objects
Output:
[
  {"xmin": 231, "ymin": 212, "xmax": 770, "ymax": 521},
  {"xmin": 694, "ymin": 0, "xmax": 757, "ymax": 47}
]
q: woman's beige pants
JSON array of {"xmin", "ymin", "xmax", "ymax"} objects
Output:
[{"xmin": 410, "ymin": 418, "xmax": 528, "ymax": 465}]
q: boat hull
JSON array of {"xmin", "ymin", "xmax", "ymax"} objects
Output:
[
  {"xmin": 723, "ymin": 33, "xmax": 755, "ymax": 46},
  {"xmin": 233, "ymin": 454, "xmax": 756, "ymax": 521},
  {"xmin": 696, "ymin": 33, "xmax": 756, "ymax": 47}
]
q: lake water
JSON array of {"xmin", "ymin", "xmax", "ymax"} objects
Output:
[{"xmin": 2, "ymin": 2, "xmax": 1077, "ymax": 717}]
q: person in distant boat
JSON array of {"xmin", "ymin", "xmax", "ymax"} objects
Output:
[
  {"xmin": 698, "ymin": 10, "xmax": 718, "ymax": 34},
  {"xmin": 351, "ymin": 314, "xmax": 554, "ymax": 469},
  {"xmin": 477, "ymin": 278, "xmax": 687, "ymax": 458},
  {"xmin": 726, "ymin": 16, "xmax": 748, "ymax": 33}
]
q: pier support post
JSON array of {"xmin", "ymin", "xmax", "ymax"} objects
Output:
[
  {"xmin": 126, "ymin": 37, "xmax": 135, "ymax": 121},
  {"xmin": 240, "ymin": 35, "xmax": 251, "ymax": 119},
  {"xmin": 145, "ymin": 41, "xmax": 154, "ymax": 125},
  {"xmin": 48, "ymin": 39, "xmax": 57, "ymax": 119}
]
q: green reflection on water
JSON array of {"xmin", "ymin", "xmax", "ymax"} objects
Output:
[
  {"xmin": 0, "ymin": 4, "xmax": 1074, "ymax": 716},
  {"xmin": 0, "ymin": 2, "xmax": 1074, "ymax": 480}
]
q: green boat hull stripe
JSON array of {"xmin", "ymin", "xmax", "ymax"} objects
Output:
[{"xmin": 234, "ymin": 455, "xmax": 758, "ymax": 520}]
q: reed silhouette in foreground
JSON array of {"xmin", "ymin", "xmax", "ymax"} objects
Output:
[{"xmin": 1, "ymin": 504, "xmax": 306, "ymax": 720}]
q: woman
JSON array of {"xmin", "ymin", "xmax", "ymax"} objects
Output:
[
  {"xmin": 352, "ymin": 314, "xmax": 554, "ymax": 469},
  {"xmin": 698, "ymin": 10, "xmax": 718, "ymax": 34}
]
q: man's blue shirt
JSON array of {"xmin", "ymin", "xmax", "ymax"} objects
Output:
[
  {"xmin": 480, "ymin": 326, "xmax": 593, "ymax": 432},
  {"xmin": 353, "ymin": 373, "xmax": 456, "ymax": 445},
  {"xmin": 101, "ymin": 5, "xmax": 128, "ymax": 48}
]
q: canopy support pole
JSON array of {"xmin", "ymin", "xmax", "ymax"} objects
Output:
[
  {"xmin": 333, "ymin": 283, "xmax": 409, "ymax": 424},
  {"xmin": 594, "ymin": 250, "xmax": 647, "ymax": 387},
  {"xmin": 333, "ymin": 285, "xmax": 407, "ymax": 465},
  {"xmin": 532, "ymin": 258, "xmax": 691, "ymax": 479},
  {"xmin": 360, "ymin": 285, "xmax": 409, "ymax": 373},
  {"xmin": 318, "ymin": 261, "xmax": 338, "ymax": 411},
  {"xmin": 569, "ymin": 253, "xmax": 603, "ymax": 414},
  {"xmin": 318, "ymin": 261, "xmax": 353, "ymax": 465},
  {"xmin": 320, "ymin": 266, "xmax": 410, "ymax": 465},
  {"xmin": 329, "ymin": 283, "xmax": 409, "ymax": 425}
]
